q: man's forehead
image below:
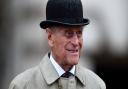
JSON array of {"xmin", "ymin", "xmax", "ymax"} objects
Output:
[{"xmin": 50, "ymin": 25, "xmax": 84, "ymax": 31}]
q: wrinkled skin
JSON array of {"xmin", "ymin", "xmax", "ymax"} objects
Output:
[{"xmin": 46, "ymin": 26, "xmax": 83, "ymax": 71}]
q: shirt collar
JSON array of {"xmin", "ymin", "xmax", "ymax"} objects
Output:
[{"xmin": 50, "ymin": 52, "xmax": 75, "ymax": 77}]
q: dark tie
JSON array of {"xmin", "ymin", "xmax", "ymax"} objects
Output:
[{"xmin": 61, "ymin": 71, "xmax": 74, "ymax": 78}]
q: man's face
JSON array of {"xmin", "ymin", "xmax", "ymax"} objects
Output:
[{"xmin": 46, "ymin": 26, "xmax": 83, "ymax": 67}]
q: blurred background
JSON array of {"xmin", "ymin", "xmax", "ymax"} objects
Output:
[{"xmin": 0, "ymin": 0, "xmax": 128, "ymax": 89}]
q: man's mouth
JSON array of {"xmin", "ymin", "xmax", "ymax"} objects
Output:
[{"xmin": 66, "ymin": 49, "xmax": 79, "ymax": 53}]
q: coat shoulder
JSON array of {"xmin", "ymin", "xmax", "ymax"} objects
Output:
[
  {"xmin": 9, "ymin": 66, "xmax": 43, "ymax": 89},
  {"xmin": 12, "ymin": 66, "xmax": 38, "ymax": 82},
  {"xmin": 79, "ymin": 65, "xmax": 106, "ymax": 89}
]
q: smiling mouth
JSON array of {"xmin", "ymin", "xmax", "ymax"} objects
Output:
[{"xmin": 66, "ymin": 49, "xmax": 79, "ymax": 53}]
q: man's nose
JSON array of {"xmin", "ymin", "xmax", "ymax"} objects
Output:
[{"xmin": 71, "ymin": 34, "xmax": 79, "ymax": 46}]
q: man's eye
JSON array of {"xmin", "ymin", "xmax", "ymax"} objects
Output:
[
  {"xmin": 65, "ymin": 31, "xmax": 82, "ymax": 38},
  {"xmin": 76, "ymin": 31, "xmax": 82, "ymax": 37},
  {"xmin": 65, "ymin": 32, "xmax": 74, "ymax": 37}
]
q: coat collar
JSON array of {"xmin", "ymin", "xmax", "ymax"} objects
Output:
[
  {"xmin": 39, "ymin": 53, "xmax": 86, "ymax": 86},
  {"xmin": 75, "ymin": 64, "xmax": 86, "ymax": 86},
  {"xmin": 39, "ymin": 53, "xmax": 59, "ymax": 85}
]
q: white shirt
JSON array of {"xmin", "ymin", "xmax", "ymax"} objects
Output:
[{"xmin": 49, "ymin": 53, "xmax": 75, "ymax": 77}]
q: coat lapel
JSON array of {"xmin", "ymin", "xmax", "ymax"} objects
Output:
[
  {"xmin": 75, "ymin": 64, "xmax": 86, "ymax": 86},
  {"xmin": 39, "ymin": 53, "xmax": 59, "ymax": 85}
]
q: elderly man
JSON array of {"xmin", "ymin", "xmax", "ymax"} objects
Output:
[{"xmin": 9, "ymin": 0, "xmax": 106, "ymax": 89}]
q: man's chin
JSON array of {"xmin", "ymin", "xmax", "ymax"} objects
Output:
[
  {"xmin": 73, "ymin": 61, "xmax": 79, "ymax": 65},
  {"xmin": 69, "ymin": 61, "xmax": 79, "ymax": 66},
  {"xmin": 68, "ymin": 57, "xmax": 79, "ymax": 65}
]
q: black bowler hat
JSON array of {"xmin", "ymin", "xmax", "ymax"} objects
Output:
[{"xmin": 40, "ymin": 0, "xmax": 89, "ymax": 29}]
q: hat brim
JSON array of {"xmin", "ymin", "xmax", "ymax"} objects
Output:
[{"xmin": 40, "ymin": 18, "xmax": 89, "ymax": 29}]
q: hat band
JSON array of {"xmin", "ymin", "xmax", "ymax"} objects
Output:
[{"xmin": 47, "ymin": 17, "xmax": 83, "ymax": 24}]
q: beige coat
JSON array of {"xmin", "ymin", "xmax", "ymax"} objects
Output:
[{"xmin": 9, "ymin": 53, "xmax": 106, "ymax": 89}]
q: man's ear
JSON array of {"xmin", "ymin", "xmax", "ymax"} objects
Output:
[{"xmin": 46, "ymin": 28, "xmax": 54, "ymax": 47}]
